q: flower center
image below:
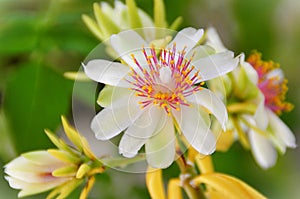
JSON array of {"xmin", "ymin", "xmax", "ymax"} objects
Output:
[
  {"xmin": 127, "ymin": 44, "xmax": 203, "ymax": 115},
  {"xmin": 247, "ymin": 52, "xmax": 293, "ymax": 115}
]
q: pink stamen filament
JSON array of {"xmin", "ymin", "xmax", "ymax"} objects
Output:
[{"xmin": 127, "ymin": 44, "xmax": 202, "ymax": 115}]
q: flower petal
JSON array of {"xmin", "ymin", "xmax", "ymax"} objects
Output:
[
  {"xmin": 119, "ymin": 106, "xmax": 166, "ymax": 158},
  {"xmin": 192, "ymin": 51, "xmax": 239, "ymax": 82},
  {"xmin": 126, "ymin": 106, "xmax": 166, "ymax": 139},
  {"xmin": 248, "ymin": 129, "xmax": 277, "ymax": 169},
  {"xmin": 91, "ymin": 91, "xmax": 143, "ymax": 140},
  {"xmin": 118, "ymin": 134, "xmax": 147, "ymax": 158},
  {"xmin": 267, "ymin": 109, "xmax": 296, "ymax": 149},
  {"xmin": 145, "ymin": 116, "xmax": 175, "ymax": 168},
  {"xmin": 110, "ymin": 30, "xmax": 149, "ymax": 68},
  {"xmin": 83, "ymin": 59, "xmax": 131, "ymax": 87},
  {"xmin": 174, "ymin": 105, "xmax": 216, "ymax": 155},
  {"xmin": 186, "ymin": 88, "xmax": 228, "ymax": 130},
  {"xmin": 5, "ymin": 176, "xmax": 68, "ymax": 198},
  {"xmin": 254, "ymin": 92, "xmax": 269, "ymax": 129},
  {"xmin": 167, "ymin": 27, "xmax": 204, "ymax": 53},
  {"xmin": 97, "ymin": 85, "xmax": 132, "ymax": 107},
  {"xmin": 205, "ymin": 27, "xmax": 227, "ymax": 52}
]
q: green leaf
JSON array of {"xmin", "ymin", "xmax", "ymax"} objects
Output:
[
  {"xmin": 0, "ymin": 15, "xmax": 38, "ymax": 57},
  {"xmin": 3, "ymin": 63, "xmax": 73, "ymax": 153}
]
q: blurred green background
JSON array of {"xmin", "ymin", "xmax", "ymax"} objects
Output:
[{"xmin": 0, "ymin": 0, "xmax": 299, "ymax": 198}]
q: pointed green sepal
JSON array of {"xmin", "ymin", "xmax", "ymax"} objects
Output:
[
  {"xmin": 126, "ymin": 0, "xmax": 143, "ymax": 29},
  {"xmin": 61, "ymin": 116, "xmax": 83, "ymax": 152},
  {"xmin": 169, "ymin": 16, "xmax": 183, "ymax": 30},
  {"xmin": 44, "ymin": 129, "xmax": 70, "ymax": 152},
  {"xmin": 52, "ymin": 165, "xmax": 78, "ymax": 177},
  {"xmin": 154, "ymin": 0, "xmax": 167, "ymax": 28},
  {"xmin": 81, "ymin": 14, "xmax": 104, "ymax": 41},
  {"xmin": 46, "ymin": 179, "xmax": 83, "ymax": 199},
  {"xmin": 48, "ymin": 149, "xmax": 81, "ymax": 164},
  {"xmin": 93, "ymin": 2, "xmax": 120, "ymax": 39}
]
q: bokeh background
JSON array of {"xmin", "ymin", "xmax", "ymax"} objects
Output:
[{"xmin": 0, "ymin": 0, "xmax": 299, "ymax": 198}]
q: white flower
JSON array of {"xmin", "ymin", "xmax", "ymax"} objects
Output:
[
  {"xmin": 82, "ymin": 0, "xmax": 182, "ymax": 42},
  {"xmin": 84, "ymin": 27, "xmax": 238, "ymax": 168},
  {"xmin": 4, "ymin": 151, "xmax": 71, "ymax": 198},
  {"xmin": 206, "ymin": 27, "xmax": 296, "ymax": 169}
]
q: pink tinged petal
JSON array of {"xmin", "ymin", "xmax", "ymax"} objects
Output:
[
  {"xmin": 119, "ymin": 107, "xmax": 165, "ymax": 158},
  {"xmin": 83, "ymin": 59, "xmax": 131, "ymax": 87},
  {"xmin": 174, "ymin": 105, "xmax": 216, "ymax": 155},
  {"xmin": 186, "ymin": 88, "xmax": 228, "ymax": 130},
  {"xmin": 91, "ymin": 91, "xmax": 144, "ymax": 140},
  {"xmin": 248, "ymin": 129, "xmax": 277, "ymax": 169},
  {"xmin": 110, "ymin": 30, "xmax": 149, "ymax": 68},
  {"xmin": 167, "ymin": 27, "xmax": 204, "ymax": 54},
  {"xmin": 267, "ymin": 109, "xmax": 296, "ymax": 149},
  {"xmin": 21, "ymin": 151, "xmax": 63, "ymax": 167},
  {"xmin": 145, "ymin": 116, "xmax": 176, "ymax": 168},
  {"xmin": 5, "ymin": 176, "xmax": 68, "ymax": 198},
  {"xmin": 192, "ymin": 51, "xmax": 239, "ymax": 82}
]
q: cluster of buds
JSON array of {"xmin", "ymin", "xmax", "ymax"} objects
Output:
[{"xmin": 4, "ymin": 116, "xmax": 104, "ymax": 198}]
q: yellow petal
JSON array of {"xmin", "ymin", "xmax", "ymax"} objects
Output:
[
  {"xmin": 167, "ymin": 179, "xmax": 182, "ymax": 199},
  {"xmin": 76, "ymin": 163, "xmax": 91, "ymax": 179},
  {"xmin": 216, "ymin": 129, "xmax": 235, "ymax": 152},
  {"xmin": 195, "ymin": 155, "xmax": 214, "ymax": 174},
  {"xmin": 61, "ymin": 116, "xmax": 83, "ymax": 152},
  {"xmin": 192, "ymin": 173, "xmax": 267, "ymax": 199},
  {"xmin": 80, "ymin": 136, "xmax": 97, "ymax": 160},
  {"xmin": 80, "ymin": 176, "xmax": 95, "ymax": 199},
  {"xmin": 146, "ymin": 167, "xmax": 166, "ymax": 199}
]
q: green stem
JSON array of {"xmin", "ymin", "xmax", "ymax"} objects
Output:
[{"xmin": 101, "ymin": 154, "xmax": 145, "ymax": 168}]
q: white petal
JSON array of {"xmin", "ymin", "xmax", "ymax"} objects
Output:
[
  {"xmin": 97, "ymin": 85, "xmax": 132, "ymax": 107},
  {"xmin": 126, "ymin": 106, "xmax": 166, "ymax": 139},
  {"xmin": 186, "ymin": 45, "xmax": 216, "ymax": 61},
  {"xmin": 83, "ymin": 59, "xmax": 131, "ymax": 87},
  {"xmin": 110, "ymin": 30, "xmax": 149, "ymax": 68},
  {"xmin": 145, "ymin": 116, "xmax": 175, "ymax": 168},
  {"xmin": 192, "ymin": 51, "xmax": 239, "ymax": 82},
  {"xmin": 173, "ymin": 105, "xmax": 216, "ymax": 155},
  {"xmin": 5, "ymin": 176, "xmax": 68, "ymax": 198},
  {"xmin": 119, "ymin": 106, "xmax": 166, "ymax": 158},
  {"xmin": 91, "ymin": 91, "xmax": 143, "ymax": 140},
  {"xmin": 253, "ymin": 92, "xmax": 269, "ymax": 129},
  {"xmin": 186, "ymin": 88, "xmax": 228, "ymax": 130},
  {"xmin": 239, "ymin": 53, "xmax": 258, "ymax": 84},
  {"xmin": 248, "ymin": 129, "xmax": 277, "ymax": 169},
  {"xmin": 167, "ymin": 27, "xmax": 204, "ymax": 53},
  {"xmin": 119, "ymin": 134, "xmax": 147, "ymax": 158},
  {"xmin": 205, "ymin": 27, "xmax": 227, "ymax": 52},
  {"xmin": 267, "ymin": 109, "xmax": 296, "ymax": 149}
]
